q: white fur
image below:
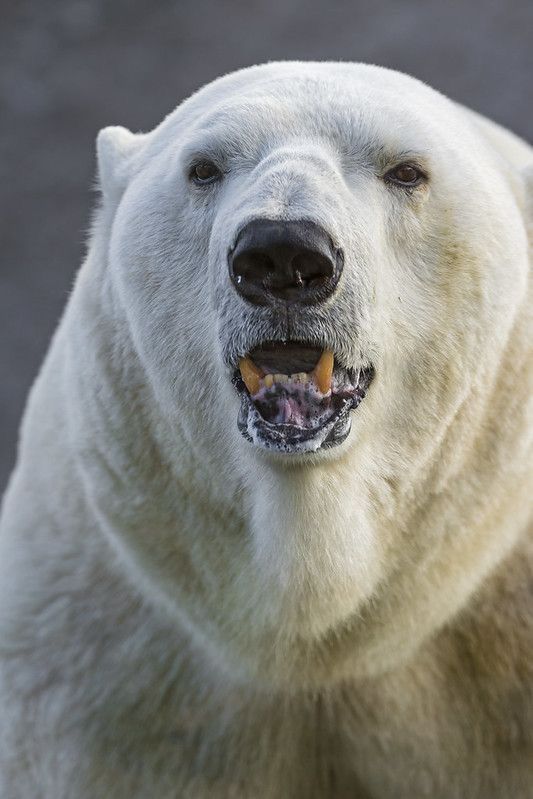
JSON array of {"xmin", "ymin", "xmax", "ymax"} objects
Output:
[{"xmin": 0, "ymin": 62, "xmax": 532, "ymax": 797}]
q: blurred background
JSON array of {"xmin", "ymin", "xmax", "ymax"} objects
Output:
[{"xmin": 1, "ymin": 0, "xmax": 532, "ymax": 492}]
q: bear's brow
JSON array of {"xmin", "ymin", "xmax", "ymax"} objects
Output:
[{"xmin": 182, "ymin": 103, "xmax": 432, "ymax": 174}]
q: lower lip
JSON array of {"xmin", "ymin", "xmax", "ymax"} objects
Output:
[{"xmin": 236, "ymin": 385, "xmax": 366, "ymax": 454}]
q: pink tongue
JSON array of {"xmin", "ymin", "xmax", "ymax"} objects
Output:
[
  {"xmin": 252, "ymin": 383, "xmax": 332, "ymax": 428},
  {"xmin": 278, "ymin": 397, "xmax": 305, "ymax": 425}
]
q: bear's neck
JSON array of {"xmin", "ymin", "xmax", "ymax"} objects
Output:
[{"xmin": 236, "ymin": 455, "xmax": 383, "ymax": 635}]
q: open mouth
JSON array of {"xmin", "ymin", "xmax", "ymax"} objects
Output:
[{"xmin": 232, "ymin": 341, "xmax": 374, "ymax": 454}]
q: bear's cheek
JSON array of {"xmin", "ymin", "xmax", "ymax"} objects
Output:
[{"xmin": 108, "ymin": 179, "xmax": 222, "ymax": 389}]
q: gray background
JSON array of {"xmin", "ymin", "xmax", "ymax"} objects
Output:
[{"xmin": 1, "ymin": 0, "xmax": 532, "ymax": 493}]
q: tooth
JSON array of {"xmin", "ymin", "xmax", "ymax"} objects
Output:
[
  {"xmin": 274, "ymin": 373, "xmax": 289, "ymax": 384},
  {"xmin": 263, "ymin": 373, "xmax": 274, "ymax": 388},
  {"xmin": 292, "ymin": 372, "xmax": 308, "ymax": 383},
  {"xmin": 313, "ymin": 350, "xmax": 334, "ymax": 393},
  {"xmin": 239, "ymin": 357, "xmax": 263, "ymax": 395}
]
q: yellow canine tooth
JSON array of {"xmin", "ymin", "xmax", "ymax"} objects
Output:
[
  {"xmin": 239, "ymin": 356, "xmax": 263, "ymax": 395},
  {"xmin": 263, "ymin": 373, "xmax": 274, "ymax": 388},
  {"xmin": 313, "ymin": 350, "xmax": 334, "ymax": 393}
]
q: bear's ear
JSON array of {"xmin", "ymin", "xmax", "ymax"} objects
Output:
[{"xmin": 96, "ymin": 125, "xmax": 141, "ymax": 200}]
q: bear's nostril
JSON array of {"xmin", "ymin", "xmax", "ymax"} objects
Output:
[
  {"xmin": 229, "ymin": 219, "xmax": 342, "ymax": 306},
  {"xmin": 291, "ymin": 252, "xmax": 334, "ymax": 286},
  {"xmin": 240, "ymin": 252, "xmax": 276, "ymax": 282}
]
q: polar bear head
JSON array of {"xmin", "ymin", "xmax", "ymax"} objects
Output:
[
  {"xmin": 97, "ymin": 62, "xmax": 527, "ymax": 463},
  {"xmin": 91, "ymin": 63, "xmax": 531, "ymax": 685}
]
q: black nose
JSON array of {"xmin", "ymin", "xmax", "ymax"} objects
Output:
[{"xmin": 229, "ymin": 219, "xmax": 343, "ymax": 305}]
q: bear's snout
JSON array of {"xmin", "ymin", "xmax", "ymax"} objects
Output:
[{"xmin": 229, "ymin": 218, "xmax": 343, "ymax": 306}]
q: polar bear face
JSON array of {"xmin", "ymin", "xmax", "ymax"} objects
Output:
[
  {"xmin": 101, "ymin": 62, "xmax": 526, "ymax": 467},
  {"xmin": 94, "ymin": 63, "xmax": 530, "ymax": 684}
]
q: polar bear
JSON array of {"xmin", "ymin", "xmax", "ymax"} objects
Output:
[{"xmin": 0, "ymin": 61, "xmax": 531, "ymax": 798}]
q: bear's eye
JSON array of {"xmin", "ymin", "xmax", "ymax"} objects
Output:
[
  {"xmin": 189, "ymin": 160, "xmax": 222, "ymax": 185},
  {"xmin": 385, "ymin": 163, "xmax": 426, "ymax": 188}
]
